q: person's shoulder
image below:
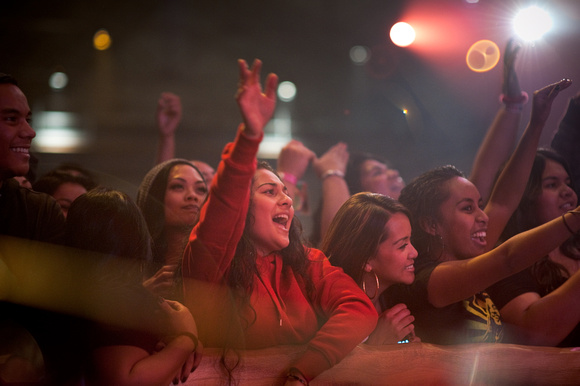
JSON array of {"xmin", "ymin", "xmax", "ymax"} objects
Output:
[
  {"xmin": 1, "ymin": 178, "xmax": 66, "ymax": 242},
  {"xmin": 3, "ymin": 178, "xmax": 53, "ymax": 202}
]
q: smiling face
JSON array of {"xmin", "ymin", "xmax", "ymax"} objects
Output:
[
  {"xmin": 433, "ymin": 176, "xmax": 489, "ymax": 261},
  {"xmin": 164, "ymin": 164, "xmax": 208, "ymax": 228},
  {"xmin": 534, "ymin": 159, "xmax": 578, "ymax": 224},
  {"xmin": 0, "ymin": 84, "xmax": 35, "ymax": 180},
  {"xmin": 359, "ymin": 159, "xmax": 405, "ymax": 199},
  {"xmin": 367, "ymin": 212, "xmax": 417, "ymax": 288},
  {"xmin": 249, "ymin": 169, "xmax": 294, "ymax": 256}
]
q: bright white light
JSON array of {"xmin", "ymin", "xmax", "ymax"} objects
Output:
[
  {"xmin": 34, "ymin": 128, "xmax": 86, "ymax": 153},
  {"xmin": 350, "ymin": 46, "xmax": 370, "ymax": 64},
  {"xmin": 258, "ymin": 134, "xmax": 292, "ymax": 159},
  {"xmin": 32, "ymin": 111, "xmax": 89, "ymax": 153},
  {"xmin": 49, "ymin": 72, "xmax": 68, "ymax": 90},
  {"xmin": 390, "ymin": 22, "xmax": 416, "ymax": 47},
  {"xmin": 277, "ymin": 81, "xmax": 296, "ymax": 102},
  {"xmin": 513, "ymin": 6, "xmax": 552, "ymax": 42}
]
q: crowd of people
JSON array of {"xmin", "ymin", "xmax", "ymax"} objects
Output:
[{"xmin": 2, "ymin": 37, "xmax": 580, "ymax": 385}]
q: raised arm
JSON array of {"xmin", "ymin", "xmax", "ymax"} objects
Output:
[
  {"xmin": 312, "ymin": 142, "xmax": 351, "ymax": 243},
  {"xmin": 551, "ymin": 91, "xmax": 580, "ymax": 195},
  {"xmin": 428, "ymin": 208, "xmax": 580, "ymax": 308},
  {"xmin": 470, "ymin": 39, "xmax": 525, "ymax": 204},
  {"xmin": 155, "ymin": 92, "xmax": 182, "ymax": 165},
  {"xmin": 182, "ymin": 59, "xmax": 278, "ymax": 281},
  {"xmin": 277, "ymin": 140, "xmax": 315, "ymax": 201},
  {"xmin": 484, "ymin": 78, "xmax": 572, "ymax": 248}
]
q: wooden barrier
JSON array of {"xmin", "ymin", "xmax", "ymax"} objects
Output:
[{"xmin": 186, "ymin": 343, "xmax": 580, "ymax": 385}]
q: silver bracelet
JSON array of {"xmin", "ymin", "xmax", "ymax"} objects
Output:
[{"xmin": 320, "ymin": 169, "xmax": 345, "ymax": 180}]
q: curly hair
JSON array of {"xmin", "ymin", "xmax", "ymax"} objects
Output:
[
  {"xmin": 228, "ymin": 161, "xmax": 312, "ymax": 323},
  {"xmin": 501, "ymin": 149, "xmax": 580, "ymax": 293}
]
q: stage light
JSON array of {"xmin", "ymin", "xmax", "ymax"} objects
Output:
[
  {"xmin": 277, "ymin": 81, "xmax": 296, "ymax": 102},
  {"xmin": 350, "ymin": 45, "xmax": 370, "ymax": 64},
  {"xmin": 513, "ymin": 6, "xmax": 552, "ymax": 42},
  {"xmin": 390, "ymin": 22, "xmax": 416, "ymax": 47},
  {"xmin": 93, "ymin": 29, "xmax": 112, "ymax": 50},
  {"xmin": 466, "ymin": 40, "xmax": 500, "ymax": 73},
  {"xmin": 49, "ymin": 71, "xmax": 68, "ymax": 90}
]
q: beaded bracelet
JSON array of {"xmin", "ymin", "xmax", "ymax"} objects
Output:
[
  {"xmin": 286, "ymin": 367, "xmax": 309, "ymax": 385},
  {"xmin": 176, "ymin": 332, "xmax": 199, "ymax": 350}
]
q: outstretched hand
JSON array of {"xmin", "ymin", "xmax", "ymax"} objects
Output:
[
  {"xmin": 531, "ymin": 78, "xmax": 573, "ymax": 124},
  {"xmin": 503, "ymin": 38, "xmax": 522, "ymax": 98},
  {"xmin": 236, "ymin": 59, "xmax": 279, "ymax": 138},
  {"xmin": 312, "ymin": 142, "xmax": 349, "ymax": 178},
  {"xmin": 278, "ymin": 140, "xmax": 316, "ymax": 181}
]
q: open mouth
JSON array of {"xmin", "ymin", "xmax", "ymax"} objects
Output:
[
  {"xmin": 561, "ymin": 202, "xmax": 575, "ymax": 211},
  {"xmin": 273, "ymin": 214, "xmax": 290, "ymax": 230},
  {"xmin": 471, "ymin": 231, "xmax": 487, "ymax": 246}
]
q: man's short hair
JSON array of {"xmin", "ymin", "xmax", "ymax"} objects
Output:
[{"xmin": 0, "ymin": 73, "xmax": 18, "ymax": 86}]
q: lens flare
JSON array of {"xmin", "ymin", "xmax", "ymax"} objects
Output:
[{"xmin": 466, "ymin": 40, "xmax": 500, "ymax": 73}]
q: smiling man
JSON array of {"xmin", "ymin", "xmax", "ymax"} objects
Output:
[
  {"xmin": 0, "ymin": 73, "xmax": 72, "ymax": 385},
  {"xmin": 0, "ymin": 73, "xmax": 65, "ymax": 241}
]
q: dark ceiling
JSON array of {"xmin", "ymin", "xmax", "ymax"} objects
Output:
[{"xmin": 2, "ymin": 0, "xmax": 580, "ymax": 201}]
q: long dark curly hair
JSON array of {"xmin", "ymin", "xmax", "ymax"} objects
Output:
[
  {"xmin": 228, "ymin": 161, "xmax": 312, "ymax": 316},
  {"xmin": 501, "ymin": 149, "xmax": 580, "ymax": 294},
  {"xmin": 220, "ymin": 161, "xmax": 313, "ymax": 383}
]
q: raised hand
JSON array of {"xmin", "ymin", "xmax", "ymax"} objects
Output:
[
  {"xmin": 236, "ymin": 59, "xmax": 279, "ymax": 138},
  {"xmin": 157, "ymin": 92, "xmax": 182, "ymax": 137},
  {"xmin": 278, "ymin": 140, "xmax": 316, "ymax": 181},
  {"xmin": 531, "ymin": 78, "xmax": 572, "ymax": 125},
  {"xmin": 312, "ymin": 142, "xmax": 349, "ymax": 178},
  {"xmin": 365, "ymin": 303, "xmax": 416, "ymax": 345},
  {"xmin": 503, "ymin": 38, "xmax": 523, "ymax": 99}
]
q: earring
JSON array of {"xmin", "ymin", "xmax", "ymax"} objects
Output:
[
  {"xmin": 427, "ymin": 234, "xmax": 445, "ymax": 261},
  {"xmin": 362, "ymin": 269, "xmax": 380, "ymax": 300}
]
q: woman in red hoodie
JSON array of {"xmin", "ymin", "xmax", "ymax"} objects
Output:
[{"xmin": 182, "ymin": 59, "xmax": 378, "ymax": 385}]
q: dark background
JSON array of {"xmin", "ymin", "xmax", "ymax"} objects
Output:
[{"xmin": 2, "ymin": 0, "xmax": 579, "ymax": 228}]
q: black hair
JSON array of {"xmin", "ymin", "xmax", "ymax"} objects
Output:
[
  {"xmin": 398, "ymin": 165, "xmax": 464, "ymax": 263},
  {"xmin": 33, "ymin": 170, "xmax": 97, "ymax": 196},
  {"xmin": 0, "ymin": 73, "xmax": 18, "ymax": 85}
]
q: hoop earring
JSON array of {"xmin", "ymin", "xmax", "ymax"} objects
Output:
[
  {"xmin": 427, "ymin": 234, "xmax": 445, "ymax": 261},
  {"xmin": 362, "ymin": 269, "xmax": 380, "ymax": 300}
]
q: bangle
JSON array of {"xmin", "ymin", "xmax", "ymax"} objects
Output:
[
  {"xmin": 500, "ymin": 91, "xmax": 529, "ymax": 105},
  {"xmin": 320, "ymin": 169, "xmax": 345, "ymax": 180},
  {"xmin": 286, "ymin": 367, "xmax": 309, "ymax": 385},
  {"xmin": 175, "ymin": 332, "xmax": 198, "ymax": 350},
  {"xmin": 563, "ymin": 211, "xmax": 580, "ymax": 235},
  {"xmin": 500, "ymin": 92, "xmax": 529, "ymax": 112},
  {"xmin": 279, "ymin": 171, "xmax": 298, "ymax": 185}
]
